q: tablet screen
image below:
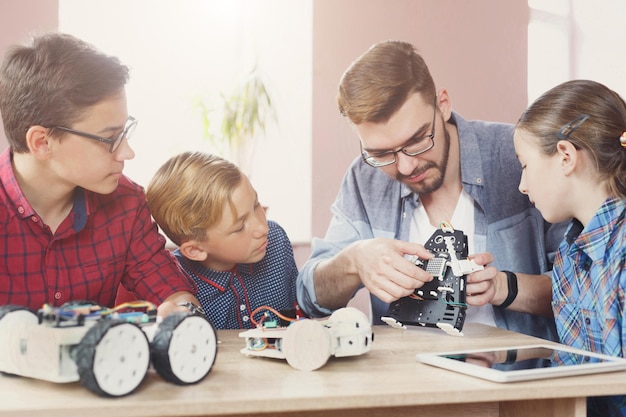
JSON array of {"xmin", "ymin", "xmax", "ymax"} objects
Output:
[
  {"xmin": 416, "ymin": 344, "xmax": 626, "ymax": 382},
  {"xmin": 442, "ymin": 346, "xmax": 607, "ymax": 371}
]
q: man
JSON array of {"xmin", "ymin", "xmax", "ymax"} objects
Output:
[
  {"xmin": 0, "ymin": 33, "xmax": 200, "ymax": 317},
  {"xmin": 297, "ymin": 40, "xmax": 567, "ymax": 340}
]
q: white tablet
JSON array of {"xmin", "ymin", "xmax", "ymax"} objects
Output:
[{"xmin": 415, "ymin": 343, "xmax": 626, "ymax": 383}]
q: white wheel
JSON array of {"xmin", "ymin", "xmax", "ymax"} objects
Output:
[
  {"xmin": 151, "ymin": 313, "xmax": 217, "ymax": 385},
  {"xmin": 75, "ymin": 320, "xmax": 150, "ymax": 397},
  {"xmin": 0, "ymin": 306, "xmax": 38, "ymax": 376},
  {"xmin": 282, "ymin": 319, "xmax": 331, "ymax": 371}
]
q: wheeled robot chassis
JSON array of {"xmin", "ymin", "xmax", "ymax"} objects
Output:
[
  {"xmin": 239, "ymin": 306, "xmax": 374, "ymax": 371},
  {"xmin": 0, "ymin": 301, "xmax": 218, "ymax": 397}
]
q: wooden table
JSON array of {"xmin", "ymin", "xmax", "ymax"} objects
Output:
[{"xmin": 1, "ymin": 323, "xmax": 625, "ymax": 417}]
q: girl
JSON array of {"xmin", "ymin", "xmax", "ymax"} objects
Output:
[{"xmin": 514, "ymin": 79, "xmax": 626, "ymax": 417}]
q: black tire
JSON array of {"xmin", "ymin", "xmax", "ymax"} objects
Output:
[
  {"xmin": 151, "ymin": 312, "xmax": 218, "ymax": 385},
  {"xmin": 0, "ymin": 304, "xmax": 34, "ymax": 320},
  {"xmin": 74, "ymin": 319, "xmax": 150, "ymax": 397}
]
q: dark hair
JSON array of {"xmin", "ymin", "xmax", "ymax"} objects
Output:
[
  {"xmin": 0, "ymin": 32, "xmax": 129, "ymax": 153},
  {"xmin": 337, "ymin": 40, "xmax": 436, "ymax": 125},
  {"xmin": 516, "ymin": 79, "xmax": 626, "ymax": 199}
]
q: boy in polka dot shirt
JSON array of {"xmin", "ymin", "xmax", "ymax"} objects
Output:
[{"xmin": 144, "ymin": 151, "xmax": 299, "ymax": 329}]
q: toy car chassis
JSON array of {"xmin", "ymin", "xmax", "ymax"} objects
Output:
[
  {"xmin": 239, "ymin": 306, "xmax": 374, "ymax": 371},
  {"xmin": 0, "ymin": 301, "xmax": 218, "ymax": 397},
  {"xmin": 381, "ymin": 222, "xmax": 483, "ymax": 336}
]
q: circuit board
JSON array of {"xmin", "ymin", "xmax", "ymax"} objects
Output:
[{"xmin": 381, "ymin": 223, "xmax": 482, "ymax": 336}]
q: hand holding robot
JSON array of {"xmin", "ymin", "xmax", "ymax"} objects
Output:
[{"xmin": 382, "ymin": 221, "xmax": 483, "ymax": 336}]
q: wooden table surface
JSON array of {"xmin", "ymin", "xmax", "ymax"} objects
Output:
[{"xmin": 2, "ymin": 323, "xmax": 625, "ymax": 417}]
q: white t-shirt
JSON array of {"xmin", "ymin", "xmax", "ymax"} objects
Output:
[{"xmin": 409, "ymin": 190, "xmax": 497, "ymax": 327}]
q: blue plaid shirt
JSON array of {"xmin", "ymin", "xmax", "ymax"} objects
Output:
[
  {"xmin": 553, "ymin": 197, "xmax": 626, "ymax": 355},
  {"xmin": 552, "ymin": 197, "xmax": 626, "ymax": 417}
]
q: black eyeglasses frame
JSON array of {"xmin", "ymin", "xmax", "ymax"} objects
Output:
[
  {"xmin": 49, "ymin": 116, "xmax": 138, "ymax": 153},
  {"xmin": 360, "ymin": 97, "xmax": 437, "ymax": 168}
]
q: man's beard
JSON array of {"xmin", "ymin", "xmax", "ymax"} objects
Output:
[{"xmin": 398, "ymin": 120, "xmax": 451, "ymax": 195}]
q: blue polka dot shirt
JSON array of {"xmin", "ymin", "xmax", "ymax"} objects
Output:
[{"xmin": 175, "ymin": 220, "xmax": 298, "ymax": 329}]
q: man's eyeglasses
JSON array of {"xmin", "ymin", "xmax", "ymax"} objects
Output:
[
  {"xmin": 361, "ymin": 97, "xmax": 437, "ymax": 168},
  {"xmin": 50, "ymin": 116, "xmax": 138, "ymax": 153}
]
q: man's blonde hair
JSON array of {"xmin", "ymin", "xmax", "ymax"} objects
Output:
[{"xmin": 146, "ymin": 152, "xmax": 242, "ymax": 246}]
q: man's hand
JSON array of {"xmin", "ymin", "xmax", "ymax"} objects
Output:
[
  {"xmin": 464, "ymin": 253, "xmax": 502, "ymax": 306},
  {"xmin": 349, "ymin": 238, "xmax": 434, "ymax": 303},
  {"xmin": 464, "ymin": 253, "xmax": 553, "ymax": 317}
]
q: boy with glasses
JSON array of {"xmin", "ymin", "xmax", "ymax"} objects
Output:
[
  {"xmin": 0, "ymin": 33, "xmax": 200, "ymax": 317},
  {"xmin": 297, "ymin": 40, "xmax": 568, "ymax": 340}
]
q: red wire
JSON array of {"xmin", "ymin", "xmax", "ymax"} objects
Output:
[{"xmin": 250, "ymin": 305, "xmax": 298, "ymax": 327}]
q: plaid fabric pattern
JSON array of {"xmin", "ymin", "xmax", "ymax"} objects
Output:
[
  {"xmin": 552, "ymin": 197, "xmax": 626, "ymax": 356},
  {"xmin": 0, "ymin": 148, "xmax": 195, "ymax": 310}
]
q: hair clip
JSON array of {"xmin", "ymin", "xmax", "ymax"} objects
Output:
[
  {"xmin": 557, "ymin": 114, "xmax": 589, "ymax": 140},
  {"xmin": 621, "ymin": 132, "xmax": 626, "ymax": 148}
]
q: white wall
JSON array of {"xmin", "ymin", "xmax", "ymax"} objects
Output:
[
  {"xmin": 528, "ymin": 0, "xmax": 626, "ymax": 103},
  {"xmin": 58, "ymin": 0, "xmax": 313, "ymax": 243}
]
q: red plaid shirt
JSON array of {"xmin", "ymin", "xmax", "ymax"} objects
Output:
[{"xmin": 0, "ymin": 148, "xmax": 195, "ymax": 310}]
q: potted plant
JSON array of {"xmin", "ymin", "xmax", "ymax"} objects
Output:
[{"xmin": 196, "ymin": 65, "xmax": 276, "ymax": 176}]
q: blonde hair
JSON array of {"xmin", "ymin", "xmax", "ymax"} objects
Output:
[
  {"xmin": 146, "ymin": 152, "xmax": 242, "ymax": 246},
  {"xmin": 516, "ymin": 79, "xmax": 626, "ymax": 199}
]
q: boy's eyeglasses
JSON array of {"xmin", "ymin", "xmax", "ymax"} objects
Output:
[{"xmin": 50, "ymin": 116, "xmax": 138, "ymax": 153}]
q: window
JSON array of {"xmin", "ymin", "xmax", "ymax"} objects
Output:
[{"xmin": 528, "ymin": 0, "xmax": 626, "ymax": 103}]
